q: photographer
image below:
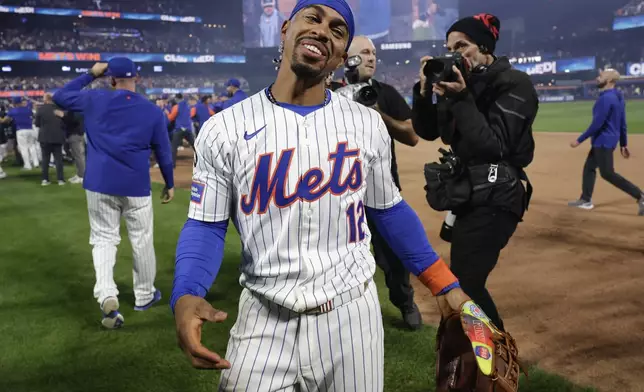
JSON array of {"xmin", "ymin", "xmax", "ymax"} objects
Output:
[
  {"xmin": 412, "ymin": 14, "xmax": 538, "ymax": 331},
  {"xmin": 337, "ymin": 35, "xmax": 423, "ymax": 330}
]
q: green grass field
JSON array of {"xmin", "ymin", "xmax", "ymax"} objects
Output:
[
  {"xmin": 533, "ymin": 99, "xmax": 644, "ymax": 134},
  {"xmin": 0, "ymin": 163, "xmax": 598, "ymax": 392}
]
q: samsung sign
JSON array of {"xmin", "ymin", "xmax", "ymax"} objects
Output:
[{"xmin": 626, "ymin": 62, "xmax": 644, "ymax": 77}]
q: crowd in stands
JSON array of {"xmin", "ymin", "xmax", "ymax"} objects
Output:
[
  {"xmin": 616, "ymin": 0, "xmax": 644, "ymax": 16},
  {"xmin": 0, "ymin": 25, "xmax": 242, "ymax": 54},
  {"xmin": 0, "ymin": 0, "xmax": 198, "ymax": 15},
  {"xmin": 0, "ymin": 75, "xmax": 249, "ymax": 92}
]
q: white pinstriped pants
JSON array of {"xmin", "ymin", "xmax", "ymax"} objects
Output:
[
  {"xmin": 86, "ymin": 190, "xmax": 157, "ymax": 307},
  {"xmin": 16, "ymin": 129, "xmax": 40, "ymax": 169},
  {"xmin": 218, "ymin": 281, "xmax": 385, "ymax": 392}
]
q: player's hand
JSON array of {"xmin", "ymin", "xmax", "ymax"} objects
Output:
[
  {"xmin": 436, "ymin": 66, "xmax": 467, "ymax": 96},
  {"xmin": 419, "ymin": 56, "xmax": 433, "ymax": 97},
  {"xmin": 570, "ymin": 140, "xmax": 580, "ymax": 148},
  {"xmin": 161, "ymin": 187, "xmax": 174, "ymax": 204},
  {"xmin": 621, "ymin": 146, "xmax": 630, "ymax": 159},
  {"xmin": 436, "ymin": 287, "xmax": 471, "ymax": 318},
  {"xmin": 54, "ymin": 109, "xmax": 65, "ymax": 118},
  {"xmin": 174, "ymin": 295, "xmax": 231, "ymax": 370},
  {"xmin": 90, "ymin": 62, "xmax": 109, "ymax": 78}
]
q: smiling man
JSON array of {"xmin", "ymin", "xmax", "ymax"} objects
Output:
[{"xmin": 171, "ymin": 0, "xmax": 470, "ymax": 391}]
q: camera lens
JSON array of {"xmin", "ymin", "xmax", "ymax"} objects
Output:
[
  {"xmin": 357, "ymin": 86, "xmax": 378, "ymax": 107},
  {"xmin": 426, "ymin": 60, "xmax": 445, "ymax": 75}
]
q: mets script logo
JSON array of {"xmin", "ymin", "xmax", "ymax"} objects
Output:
[{"xmin": 240, "ymin": 142, "xmax": 363, "ymax": 214}]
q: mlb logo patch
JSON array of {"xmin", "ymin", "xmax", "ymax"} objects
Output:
[
  {"xmin": 191, "ymin": 181, "xmax": 205, "ymax": 204},
  {"xmin": 475, "ymin": 346, "xmax": 491, "ymax": 360}
]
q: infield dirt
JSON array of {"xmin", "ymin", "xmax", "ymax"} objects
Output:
[{"xmin": 154, "ymin": 133, "xmax": 644, "ymax": 392}]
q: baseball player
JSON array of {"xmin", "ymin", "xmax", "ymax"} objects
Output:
[
  {"xmin": 53, "ymin": 57, "xmax": 175, "ymax": 329},
  {"xmin": 167, "ymin": 93, "xmax": 196, "ymax": 168},
  {"xmin": 1, "ymin": 97, "xmax": 40, "ymax": 170},
  {"xmin": 171, "ymin": 0, "xmax": 469, "ymax": 390}
]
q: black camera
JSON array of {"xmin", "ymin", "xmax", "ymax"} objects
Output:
[
  {"xmin": 423, "ymin": 52, "xmax": 467, "ymax": 84},
  {"xmin": 334, "ymin": 55, "xmax": 379, "ymax": 107},
  {"xmin": 433, "ymin": 148, "xmax": 463, "ymax": 177}
]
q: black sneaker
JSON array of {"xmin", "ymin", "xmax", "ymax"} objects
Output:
[{"xmin": 401, "ymin": 304, "xmax": 423, "ymax": 330}]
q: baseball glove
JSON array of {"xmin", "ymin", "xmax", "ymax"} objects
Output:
[{"xmin": 435, "ymin": 300, "xmax": 526, "ymax": 392}]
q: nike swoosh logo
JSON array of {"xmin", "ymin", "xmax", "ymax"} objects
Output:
[{"xmin": 244, "ymin": 125, "xmax": 266, "ymax": 140}]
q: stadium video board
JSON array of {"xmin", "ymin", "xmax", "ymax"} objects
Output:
[
  {"xmin": 613, "ymin": 1, "xmax": 644, "ymax": 31},
  {"xmin": 0, "ymin": 51, "xmax": 246, "ymax": 64},
  {"xmin": 242, "ymin": 0, "xmax": 459, "ymax": 48},
  {"xmin": 511, "ymin": 56, "xmax": 596, "ymax": 76},
  {"xmin": 0, "ymin": 5, "xmax": 202, "ymax": 23}
]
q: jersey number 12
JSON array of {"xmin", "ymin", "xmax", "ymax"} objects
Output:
[{"xmin": 346, "ymin": 201, "xmax": 366, "ymax": 243}]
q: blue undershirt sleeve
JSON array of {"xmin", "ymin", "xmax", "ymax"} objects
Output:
[
  {"xmin": 365, "ymin": 200, "xmax": 460, "ymax": 294},
  {"xmin": 170, "ymin": 218, "xmax": 229, "ymax": 313}
]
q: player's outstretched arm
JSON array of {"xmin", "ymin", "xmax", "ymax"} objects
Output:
[
  {"xmin": 365, "ymin": 115, "xmax": 469, "ymax": 315},
  {"xmin": 366, "ymin": 201, "xmax": 469, "ymax": 316},
  {"xmin": 172, "ymin": 218, "xmax": 231, "ymax": 370},
  {"xmin": 172, "ymin": 115, "xmax": 234, "ymax": 369}
]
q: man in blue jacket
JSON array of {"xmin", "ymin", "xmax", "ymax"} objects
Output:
[
  {"xmin": 222, "ymin": 78, "xmax": 248, "ymax": 110},
  {"xmin": 569, "ymin": 69, "xmax": 644, "ymax": 215},
  {"xmin": 53, "ymin": 57, "xmax": 175, "ymax": 329}
]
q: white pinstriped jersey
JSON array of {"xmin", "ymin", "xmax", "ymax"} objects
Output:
[{"xmin": 188, "ymin": 88, "xmax": 402, "ymax": 313}]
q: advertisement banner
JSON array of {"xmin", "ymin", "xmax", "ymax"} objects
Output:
[
  {"xmin": 0, "ymin": 51, "xmax": 245, "ymax": 63},
  {"xmin": 0, "ymin": 5, "xmax": 201, "ymax": 23},
  {"xmin": 538, "ymin": 95, "xmax": 576, "ymax": 103},
  {"xmin": 512, "ymin": 56, "xmax": 596, "ymax": 75},
  {"xmin": 145, "ymin": 88, "xmax": 215, "ymax": 95},
  {"xmin": 626, "ymin": 62, "xmax": 644, "ymax": 77},
  {"xmin": 613, "ymin": 15, "xmax": 644, "ymax": 31},
  {"xmin": 0, "ymin": 90, "xmax": 47, "ymax": 98}
]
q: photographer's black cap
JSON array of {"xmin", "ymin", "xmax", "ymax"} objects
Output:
[{"xmin": 446, "ymin": 13, "xmax": 500, "ymax": 54}]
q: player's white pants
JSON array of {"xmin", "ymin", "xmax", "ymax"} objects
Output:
[
  {"xmin": 218, "ymin": 280, "xmax": 384, "ymax": 392},
  {"xmin": 86, "ymin": 190, "xmax": 157, "ymax": 307},
  {"xmin": 16, "ymin": 129, "xmax": 40, "ymax": 169}
]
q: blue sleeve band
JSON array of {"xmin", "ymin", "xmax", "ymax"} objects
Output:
[
  {"xmin": 437, "ymin": 281, "xmax": 461, "ymax": 296},
  {"xmin": 365, "ymin": 200, "xmax": 442, "ymax": 276},
  {"xmin": 170, "ymin": 218, "xmax": 229, "ymax": 313}
]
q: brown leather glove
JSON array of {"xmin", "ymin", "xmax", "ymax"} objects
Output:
[{"xmin": 435, "ymin": 301, "xmax": 526, "ymax": 392}]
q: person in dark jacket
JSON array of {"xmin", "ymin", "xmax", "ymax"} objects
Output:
[
  {"xmin": 35, "ymin": 93, "xmax": 66, "ymax": 185},
  {"xmin": 56, "ymin": 108, "xmax": 86, "ymax": 184},
  {"xmin": 412, "ymin": 13, "xmax": 538, "ymax": 331},
  {"xmin": 568, "ymin": 69, "xmax": 644, "ymax": 215}
]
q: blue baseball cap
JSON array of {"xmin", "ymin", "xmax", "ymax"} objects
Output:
[
  {"xmin": 11, "ymin": 97, "xmax": 23, "ymax": 104},
  {"xmin": 105, "ymin": 57, "xmax": 137, "ymax": 78},
  {"xmin": 289, "ymin": 0, "xmax": 355, "ymax": 49},
  {"xmin": 225, "ymin": 78, "xmax": 241, "ymax": 88}
]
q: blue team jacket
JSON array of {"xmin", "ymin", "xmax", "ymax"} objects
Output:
[
  {"xmin": 52, "ymin": 74, "xmax": 174, "ymax": 197},
  {"xmin": 577, "ymin": 88, "xmax": 628, "ymax": 149}
]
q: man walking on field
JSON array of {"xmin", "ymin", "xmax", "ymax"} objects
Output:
[
  {"xmin": 53, "ymin": 58, "xmax": 175, "ymax": 329},
  {"xmin": 569, "ymin": 68, "xmax": 644, "ymax": 216}
]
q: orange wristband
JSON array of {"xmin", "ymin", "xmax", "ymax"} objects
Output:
[{"xmin": 417, "ymin": 258, "xmax": 458, "ymax": 296}]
